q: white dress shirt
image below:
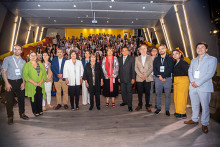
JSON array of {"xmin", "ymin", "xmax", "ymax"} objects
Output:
[
  {"xmin": 58, "ymin": 57, "xmax": 63, "ymax": 73},
  {"xmin": 141, "ymin": 55, "xmax": 146, "ymax": 67},
  {"xmin": 63, "ymin": 59, "xmax": 84, "ymax": 86}
]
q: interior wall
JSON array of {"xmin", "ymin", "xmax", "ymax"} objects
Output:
[
  {"xmin": 155, "ymin": 21, "xmax": 165, "ymax": 45},
  {"xmin": 64, "ymin": 28, "xmax": 134, "ymax": 39},
  {"xmin": 16, "ymin": 18, "xmax": 29, "ymax": 46},
  {"xmin": 0, "ymin": 3, "xmax": 7, "ymax": 33},
  {"xmin": 154, "ymin": 0, "xmax": 219, "ymax": 59},
  {"xmin": 0, "ymin": 9, "xmax": 16, "ymax": 54},
  {"xmin": 184, "ymin": 0, "xmax": 219, "ymax": 58},
  {"xmin": 46, "ymin": 28, "xmax": 65, "ymax": 38}
]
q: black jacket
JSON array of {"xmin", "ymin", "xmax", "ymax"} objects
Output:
[
  {"xmin": 153, "ymin": 54, "xmax": 174, "ymax": 78},
  {"xmin": 173, "ymin": 59, "xmax": 189, "ymax": 76},
  {"xmin": 83, "ymin": 62, "xmax": 104, "ymax": 93},
  {"xmin": 118, "ymin": 55, "xmax": 136, "ymax": 83}
]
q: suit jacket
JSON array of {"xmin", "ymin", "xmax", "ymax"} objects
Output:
[
  {"xmin": 135, "ymin": 55, "xmax": 153, "ymax": 82},
  {"xmin": 51, "ymin": 57, "xmax": 67, "ymax": 82},
  {"xmin": 188, "ymin": 54, "xmax": 217, "ymax": 92},
  {"xmin": 118, "ymin": 55, "xmax": 136, "ymax": 83},
  {"xmin": 83, "ymin": 62, "xmax": 104, "ymax": 92}
]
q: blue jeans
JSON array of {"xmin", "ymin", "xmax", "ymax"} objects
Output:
[
  {"xmin": 155, "ymin": 77, "xmax": 172, "ymax": 111},
  {"xmin": 189, "ymin": 88, "xmax": 211, "ymax": 126}
]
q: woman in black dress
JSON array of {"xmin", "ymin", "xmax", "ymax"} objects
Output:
[{"xmin": 101, "ymin": 47, "xmax": 119, "ymax": 108}]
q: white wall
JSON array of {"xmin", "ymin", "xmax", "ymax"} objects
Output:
[{"xmin": 46, "ymin": 28, "xmax": 65, "ymax": 38}]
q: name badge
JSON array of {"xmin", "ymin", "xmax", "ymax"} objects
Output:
[
  {"xmin": 15, "ymin": 69, "xmax": 21, "ymax": 76},
  {"xmin": 194, "ymin": 71, "xmax": 200, "ymax": 79},
  {"xmin": 113, "ymin": 78, "xmax": 115, "ymax": 83},
  {"xmin": 160, "ymin": 66, "xmax": 165, "ymax": 72}
]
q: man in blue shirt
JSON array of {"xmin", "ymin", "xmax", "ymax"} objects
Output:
[{"xmin": 1, "ymin": 45, "xmax": 29, "ymax": 125}]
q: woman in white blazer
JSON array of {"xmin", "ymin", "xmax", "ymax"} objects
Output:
[{"xmin": 63, "ymin": 51, "xmax": 84, "ymax": 111}]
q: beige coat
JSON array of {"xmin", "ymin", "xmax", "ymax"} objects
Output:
[
  {"xmin": 135, "ymin": 55, "xmax": 153, "ymax": 82},
  {"xmin": 43, "ymin": 62, "xmax": 53, "ymax": 82}
]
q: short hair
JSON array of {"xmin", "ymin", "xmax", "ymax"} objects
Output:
[
  {"xmin": 90, "ymin": 53, "xmax": 96, "ymax": 57},
  {"xmin": 158, "ymin": 44, "xmax": 167, "ymax": 49},
  {"xmin": 84, "ymin": 50, "xmax": 90, "ymax": 54},
  {"xmin": 29, "ymin": 51, "xmax": 36, "ymax": 56},
  {"xmin": 151, "ymin": 48, "xmax": 158, "ymax": 52},
  {"xmin": 14, "ymin": 44, "xmax": 22, "ymax": 50},
  {"xmin": 196, "ymin": 42, "xmax": 208, "ymax": 49},
  {"xmin": 70, "ymin": 50, "xmax": 79, "ymax": 59},
  {"xmin": 57, "ymin": 48, "xmax": 64, "ymax": 52},
  {"xmin": 140, "ymin": 44, "xmax": 147, "ymax": 49},
  {"xmin": 122, "ymin": 47, "xmax": 128, "ymax": 51}
]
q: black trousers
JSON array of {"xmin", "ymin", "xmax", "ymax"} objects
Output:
[
  {"xmin": 68, "ymin": 85, "xmax": 80, "ymax": 109},
  {"xmin": 121, "ymin": 82, "xmax": 133, "ymax": 107},
  {"xmin": 90, "ymin": 86, "xmax": 100, "ymax": 108},
  {"xmin": 30, "ymin": 87, "xmax": 43, "ymax": 114},
  {"xmin": 5, "ymin": 79, "xmax": 25, "ymax": 118},
  {"xmin": 136, "ymin": 81, "xmax": 151, "ymax": 107}
]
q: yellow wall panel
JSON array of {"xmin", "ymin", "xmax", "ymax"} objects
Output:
[{"xmin": 65, "ymin": 28, "xmax": 134, "ymax": 39}]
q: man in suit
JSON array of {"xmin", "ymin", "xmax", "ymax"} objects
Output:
[
  {"xmin": 184, "ymin": 42, "xmax": 217, "ymax": 134},
  {"xmin": 118, "ymin": 47, "xmax": 135, "ymax": 112},
  {"xmin": 135, "ymin": 45, "xmax": 153, "ymax": 112},
  {"xmin": 51, "ymin": 49, "xmax": 68, "ymax": 110}
]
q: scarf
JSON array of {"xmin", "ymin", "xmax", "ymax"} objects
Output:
[{"xmin": 105, "ymin": 56, "xmax": 114, "ymax": 92}]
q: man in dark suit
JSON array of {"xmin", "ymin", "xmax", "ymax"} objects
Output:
[
  {"xmin": 51, "ymin": 49, "xmax": 68, "ymax": 110},
  {"xmin": 118, "ymin": 47, "xmax": 136, "ymax": 112}
]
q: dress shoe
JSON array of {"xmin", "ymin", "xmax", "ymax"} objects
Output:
[
  {"xmin": 166, "ymin": 111, "xmax": 170, "ymax": 116},
  {"xmin": 20, "ymin": 114, "xmax": 29, "ymax": 120},
  {"xmin": 55, "ymin": 104, "xmax": 62, "ymax": 110},
  {"xmin": 174, "ymin": 112, "xmax": 179, "ymax": 117},
  {"xmin": 146, "ymin": 107, "xmax": 152, "ymax": 112},
  {"xmin": 97, "ymin": 106, "xmax": 100, "ymax": 110},
  {"xmin": 120, "ymin": 103, "xmax": 127, "ymax": 106},
  {"xmin": 202, "ymin": 125, "xmax": 208, "ymax": 134},
  {"xmin": 184, "ymin": 120, "xmax": 199, "ymax": 125},
  {"xmin": 128, "ymin": 107, "xmax": 133, "ymax": 112},
  {"xmin": 8, "ymin": 117, "xmax": 13, "ymax": 125},
  {"xmin": 135, "ymin": 106, "xmax": 142, "ymax": 111},
  {"xmin": 64, "ymin": 104, "xmax": 68, "ymax": 109},
  {"xmin": 42, "ymin": 106, "xmax": 46, "ymax": 111},
  {"xmin": 89, "ymin": 107, "xmax": 93, "ymax": 110},
  {"xmin": 154, "ymin": 109, "xmax": 161, "ymax": 114}
]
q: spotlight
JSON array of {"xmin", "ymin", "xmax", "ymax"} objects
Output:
[
  {"xmin": 37, "ymin": 4, "xmax": 40, "ymax": 7},
  {"xmin": 142, "ymin": 6, "xmax": 145, "ymax": 9},
  {"xmin": 73, "ymin": 5, "xmax": 76, "ymax": 8},
  {"xmin": 109, "ymin": 5, "xmax": 112, "ymax": 8}
]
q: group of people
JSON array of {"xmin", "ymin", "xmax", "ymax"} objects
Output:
[{"xmin": 1, "ymin": 33, "xmax": 217, "ymax": 134}]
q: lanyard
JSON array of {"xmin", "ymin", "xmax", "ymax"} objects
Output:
[
  {"xmin": 12, "ymin": 56, "xmax": 21, "ymax": 69},
  {"xmin": 161, "ymin": 58, "xmax": 165, "ymax": 66}
]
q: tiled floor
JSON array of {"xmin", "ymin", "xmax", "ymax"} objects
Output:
[{"xmin": 0, "ymin": 94, "xmax": 220, "ymax": 147}]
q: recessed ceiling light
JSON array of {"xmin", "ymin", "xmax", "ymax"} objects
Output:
[
  {"xmin": 136, "ymin": 18, "xmax": 138, "ymax": 20},
  {"xmin": 81, "ymin": 20, "xmax": 83, "ymax": 22},
  {"xmin": 54, "ymin": 20, "xmax": 56, "ymax": 22},
  {"xmin": 86, "ymin": 15, "xmax": 88, "ymax": 17},
  {"xmin": 38, "ymin": 4, "xmax": 40, "ymax": 7},
  {"xmin": 150, "ymin": 1, "xmax": 153, "ymax": 3},
  {"xmin": 107, "ymin": 21, "xmax": 109, "ymax": 23},
  {"xmin": 109, "ymin": 5, "xmax": 112, "ymax": 8},
  {"xmin": 48, "ymin": 17, "xmax": 50, "ymax": 19},
  {"xmin": 108, "ymin": 18, "xmax": 110, "ymax": 19},
  {"xmin": 77, "ymin": 17, "xmax": 80, "ymax": 18},
  {"xmin": 142, "ymin": 6, "xmax": 145, "ymax": 9},
  {"xmin": 111, "ymin": 0, "xmax": 115, "ymax": 2},
  {"xmin": 73, "ymin": 4, "xmax": 76, "ymax": 8},
  {"xmin": 131, "ymin": 21, "xmax": 134, "ymax": 23}
]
